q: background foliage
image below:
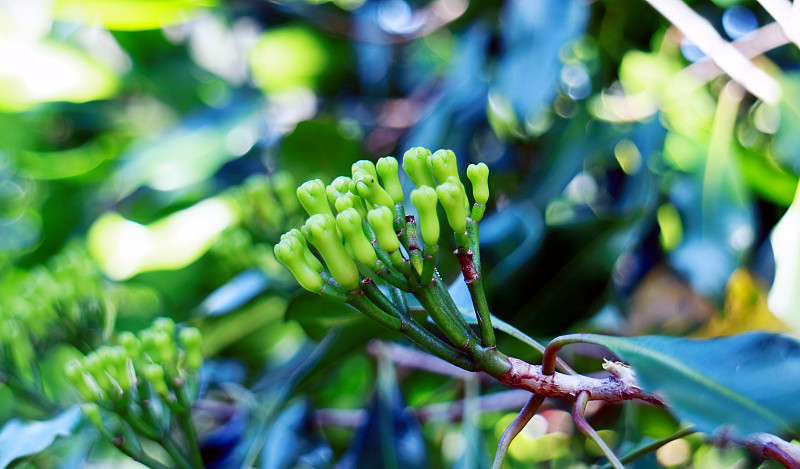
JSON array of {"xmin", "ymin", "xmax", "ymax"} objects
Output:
[{"xmin": 0, "ymin": 0, "xmax": 799, "ymax": 467}]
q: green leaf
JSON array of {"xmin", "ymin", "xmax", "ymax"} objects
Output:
[
  {"xmin": 53, "ymin": 0, "xmax": 216, "ymax": 31},
  {"xmin": 285, "ymin": 292, "xmax": 365, "ymax": 341},
  {"xmin": 279, "ymin": 119, "xmax": 364, "ymax": 182},
  {"xmin": 0, "ymin": 406, "xmax": 81, "ymax": 468},
  {"xmin": 570, "ymin": 332, "xmax": 800, "ymax": 436}
]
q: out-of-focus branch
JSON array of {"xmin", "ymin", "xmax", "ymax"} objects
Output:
[
  {"xmin": 757, "ymin": 0, "xmax": 800, "ymax": 49},
  {"xmin": 681, "ymin": 21, "xmax": 789, "ymax": 86},
  {"xmin": 643, "ymin": 0, "xmax": 781, "ymax": 103}
]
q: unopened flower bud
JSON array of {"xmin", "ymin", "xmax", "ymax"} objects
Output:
[
  {"xmin": 467, "ymin": 163, "xmax": 490, "ymax": 205},
  {"xmin": 376, "ymin": 157, "xmax": 403, "ymax": 204},
  {"xmin": 152, "ymin": 317, "xmax": 176, "ymax": 338},
  {"xmin": 353, "ymin": 173, "xmax": 394, "ymax": 208},
  {"xmin": 336, "ymin": 208, "xmax": 378, "ymax": 268},
  {"xmin": 118, "ymin": 331, "xmax": 141, "ymax": 360},
  {"xmin": 180, "ymin": 327, "xmax": 203, "ymax": 372},
  {"xmin": 66, "ymin": 360, "xmax": 98, "ymax": 401},
  {"xmin": 437, "ymin": 178, "xmax": 468, "ymax": 236},
  {"xmin": 297, "ymin": 179, "xmax": 333, "ymax": 217},
  {"xmin": 272, "ymin": 171, "xmax": 300, "ymax": 213},
  {"xmin": 410, "ymin": 186, "xmax": 439, "ymax": 246},
  {"xmin": 428, "ymin": 149, "xmax": 459, "ymax": 184},
  {"xmin": 326, "ymin": 176, "xmax": 352, "ymax": 206},
  {"xmin": 367, "ymin": 206, "xmax": 400, "ymax": 253},
  {"xmin": 351, "ymin": 160, "xmax": 378, "ymax": 180},
  {"xmin": 334, "ymin": 192, "xmax": 366, "ymax": 217},
  {"xmin": 402, "ymin": 147, "xmax": 436, "ymax": 188},
  {"xmin": 282, "ymin": 229, "xmax": 324, "ymax": 272},
  {"xmin": 142, "ymin": 364, "xmax": 168, "ymax": 398},
  {"xmin": 302, "ymin": 214, "xmax": 360, "ymax": 291},
  {"xmin": 84, "ymin": 404, "xmax": 103, "ymax": 429},
  {"xmin": 274, "ymin": 235, "xmax": 325, "ymax": 293}
]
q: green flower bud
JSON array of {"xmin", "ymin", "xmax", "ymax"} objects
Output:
[
  {"xmin": 282, "ymin": 229, "xmax": 324, "ymax": 273},
  {"xmin": 353, "ymin": 173, "xmax": 394, "ymax": 208},
  {"xmin": 410, "ymin": 186, "xmax": 440, "ymax": 246},
  {"xmin": 152, "ymin": 330, "xmax": 176, "ymax": 364},
  {"xmin": 84, "ymin": 403, "xmax": 103, "ymax": 429},
  {"xmin": 142, "ymin": 364, "xmax": 168, "ymax": 398},
  {"xmin": 351, "ymin": 160, "xmax": 378, "ymax": 180},
  {"xmin": 334, "ymin": 192, "xmax": 366, "ymax": 218},
  {"xmin": 336, "ymin": 208, "xmax": 378, "ymax": 268},
  {"xmin": 402, "ymin": 147, "xmax": 436, "ymax": 188},
  {"xmin": 437, "ymin": 178, "xmax": 468, "ymax": 236},
  {"xmin": 274, "ymin": 235, "xmax": 325, "ymax": 293},
  {"xmin": 103, "ymin": 346, "xmax": 132, "ymax": 392},
  {"xmin": 297, "ymin": 179, "xmax": 333, "ymax": 217},
  {"xmin": 66, "ymin": 360, "xmax": 97, "ymax": 401},
  {"xmin": 367, "ymin": 206, "xmax": 400, "ymax": 253},
  {"xmin": 428, "ymin": 149, "xmax": 459, "ymax": 184},
  {"xmin": 326, "ymin": 176, "xmax": 352, "ymax": 206},
  {"xmin": 118, "ymin": 331, "xmax": 141, "ymax": 360},
  {"xmin": 467, "ymin": 163, "xmax": 490, "ymax": 204},
  {"xmin": 180, "ymin": 327, "xmax": 203, "ymax": 372},
  {"xmin": 376, "ymin": 157, "xmax": 403, "ymax": 204},
  {"xmin": 272, "ymin": 171, "xmax": 300, "ymax": 213},
  {"xmin": 84, "ymin": 351, "xmax": 112, "ymax": 394},
  {"xmin": 152, "ymin": 317, "xmax": 175, "ymax": 338},
  {"xmin": 302, "ymin": 214, "xmax": 360, "ymax": 291}
]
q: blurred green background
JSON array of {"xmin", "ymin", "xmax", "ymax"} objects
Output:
[{"xmin": 0, "ymin": 0, "xmax": 799, "ymax": 467}]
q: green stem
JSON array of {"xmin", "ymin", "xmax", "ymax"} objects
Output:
[
  {"xmin": 347, "ymin": 293, "xmax": 403, "ymax": 331},
  {"xmin": 174, "ymin": 382, "xmax": 205, "ymax": 469},
  {"xmin": 400, "ymin": 318, "xmax": 476, "ymax": 371},
  {"xmin": 492, "ymin": 394, "xmax": 545, "ymax": 469},
  {"xmin": 598, "ymin": 427, "xmax": 695, "ymax": 469},
  {"xmin": 466, "ymin": 218, "xmax": 481, "ymax": 275},
  {"xmin": 361, "ymin": 279, "xmax": 403, "ymax": 319},
  {"xmin": 393, "ymin": 204, "xmax": 409, "ymax": 250},
  {"xmin": 420, "ymin": 244, "xmax": 438, "ymax": 286},
  {"xmin": 389, "ymin": 286, "xmax": 410, "ymax": 316},
  {"xmin": 457, "ymin": 247, "xmax": 495, "ymax": 348},
  {"xmin": 542, "ymin": 334, "xmax": 591, "ymax": 376},
  {"xmin": 574, "ymin": 391, "xmax": 624, "ymax": 469},
  {"xmin": 413, "ymin": 285, "xmax": 471, "ymax": 349}
]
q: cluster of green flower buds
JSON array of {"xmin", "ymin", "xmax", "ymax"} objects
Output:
[
  {"xmin": 233, "ymin": 170, "xmax": 303, "ymax": 239},
  {"xmin": 274, "ymin": 147, "xmax": 491, "ymax": 295},
  {"xmin": 66, "ymin": 317, "xmax": 203, "ymax": 404}
]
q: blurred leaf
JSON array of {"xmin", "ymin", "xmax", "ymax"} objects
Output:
[
  {"xmin": 0, "ymin": 41, "xmax": 118, "ymax": 112},
  {"xmin": 200, "ymin": 295, "xmax": 288, "ymax": 356},
  {"xmin": 405, "ymin": 24, "xmax": 490, "ymax": 152},
  {"xmin": 88, "ymin": 196, "xmax": 239, "ymax": 280},
  {"xmin": 262, "ymin": 401, "xmax": 333, "ymax": 469},
  {"xmin": 737, "ymin": 147, "xmax": 798, "ymax": 207},
  {"xmin": 53, "ymin": 0, "xmax": 216, "ymax": 30},
  {"xmin": 773, "ymin": 74, "xmax": 800, "ymax": 176},
  {"xmin": 249, "ymin": 24, "xmax": 347, "ymax": 94},
  {"xmin": 285, "ymin": 292, "xmax": 364, "ymax": 341},
  {"xmin": 0, "ymin": 406, "xmax": 81, "ymax": 468},
  {"xmin": 492, "ymin": 0, "xmax": 589, "ymax": 126},
  {"xmin": 279, "ymin": 119, "xmax": 364, "ymax": 181},
  {"xmin": 697, "ymin": 269, "xmax": 788, "ymax": 337},
  {"xmin": 577, "ymin": 332, "xmax": 800, "ymax": 436},
  {"xmin": 199, "ymin": 269, "xmax": 271, "ymax": 317},
  {"xmin": 14, "ymin": 136, "xmax": 118, "ymax": 180},
  {"xmin": 104, "ymin": 104, "xmax": 258, "ymax": 200},
  {"xmin": 338, "ymin": 356, "xmax": 427, "ymax": 469}
]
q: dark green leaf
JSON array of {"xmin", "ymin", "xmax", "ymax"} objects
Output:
[{"xmin": 574, "ymin": 332, "xmax": 800, "ymax": 436}]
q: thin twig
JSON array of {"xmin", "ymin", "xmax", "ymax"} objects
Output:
[
  {"xmin": 598, "ymin": 427, "xmax": 696, "ymax": 469},
  {"xmin": 491, "ymin": 395, "xmax": 545, "ymax": 469},
  {"xmin": 573, "ymin": 391, "xmax": 625, "ymax": 469},
  {"xmin": 642, "ymin": 0, "xmax": 781, "ymax": 102}
]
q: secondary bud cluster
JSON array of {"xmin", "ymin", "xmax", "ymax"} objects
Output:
[
  {"xmin": 66, "ymin": 318, "xmax": 203, "ymax": 404},
  {"xmin": 275, "ymin": 147, "xmax": 491, "ymax": 294}
]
